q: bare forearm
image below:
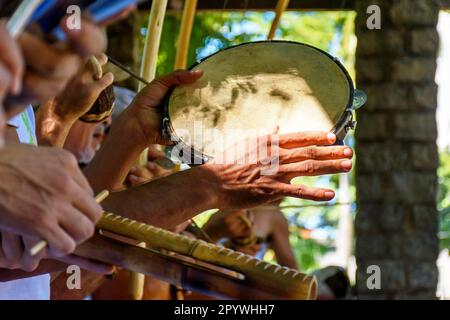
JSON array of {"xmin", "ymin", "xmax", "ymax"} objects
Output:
[
  {"xmin": 102, "ymin": 166, "xmax": 220, "ymax": 229},
  {"xmin": 84, "ymin": 115, "xmax": 145, "ymax": 192},
  {"xmin": 35, "ymin": 104, "xmax": 75, "ymax": 147}
]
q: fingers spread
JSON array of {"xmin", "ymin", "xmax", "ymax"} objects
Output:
[
  {"xmin": 281, "ymin": 146, "xmax": 353, "ymax": 163},
  {"xmin": 280, "ymin": 159, "xmax": 353, "ymax": 180},
  {"xmin": 277, "ymin": 183, "xmax": 336, "ymax": 201},
  {"xmin": 279, "ymin": 131, "xmax": 336, "ymax": 149}
]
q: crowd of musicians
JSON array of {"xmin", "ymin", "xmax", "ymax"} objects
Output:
[{"xmin": 0, "ymin": 3, "xmax": 354, "ymax": 300}]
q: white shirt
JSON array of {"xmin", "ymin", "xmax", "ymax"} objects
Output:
[{"xmin": 0, "ymin": 106, "xmax": 50, "ymax": 300}]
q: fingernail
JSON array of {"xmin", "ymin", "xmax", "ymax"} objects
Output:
[
  {"xmin": 191, "ymin": 69, "xmax": 203, "ymax": 74},
  {"xmin": 341, "ymin": 160, "xmax": 352, "ymax": 170},
  {"xmin": 324, "ymin": 191, "xmax": 335, "ymax": 199},
  {"xmin": 327, "ymin": 132, "xmax": 336, "ymax": 143},
  {"xmin": 343, "ymin": 148, "xmax": 353, "ymax": 157}
]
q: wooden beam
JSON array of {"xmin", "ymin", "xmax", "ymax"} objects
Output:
[{"xmin": 139, "ymin": 0, "xmax": 355, "ymax": 11}]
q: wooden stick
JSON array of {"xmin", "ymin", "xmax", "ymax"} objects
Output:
[
  {"xmin": 29, "ymin": 190, "xmax": 110, "ymax": 256},
  {"xmin": 131, "ymin": 0, "xmax": 168, "ymax": 299},
  {"xmin": 267, "ymin": 0, "xmax": 290, "ymax": 40},
  {"xmin": 174, "ymin": 0, "xmax": 198, "ymax": 70},
  {"xmin": 106, "ymin": 55, "xmax": 150, "ymax": 86},
  {"xmin": 136, "ymin": 0, "xmax": 168, "ymax": 168}
]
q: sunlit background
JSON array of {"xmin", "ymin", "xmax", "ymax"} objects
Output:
[{"xmin": 140, "ymin": 9, "xmax": 450, "ymax": 298}]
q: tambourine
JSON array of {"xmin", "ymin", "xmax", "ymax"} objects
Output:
[{"xmin": 163, "ymin": 41, "xmax": 366, "ymax": 164}]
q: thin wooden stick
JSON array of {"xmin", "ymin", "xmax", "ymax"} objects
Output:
[
  {"xmin": 131, "ymin": 0, "xmax": 168, "ymax": 300},
  {"xmin": 267, "ymin": 0, "xmax": 290, "ymax": 40},
  {"xmin": 29, "ymin": 190, "xmax": 110, "ymax": 257},
  {"xmin": 136, "ymin": 0, "xmax": 168, "ymax": 168},
  {"xmin": 106, "ymin": 55, "xmax": 150, "ymax": 86},
  {"xmin": 174, "ymin": 0, "xmax": 198, "ymax": 70}
]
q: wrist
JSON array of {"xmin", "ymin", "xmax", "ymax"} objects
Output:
[
  {"xmin": 109, "ymin": 110, "xmax": 149, "ymax": 152},
  {"xmin": 40, "ymin": 99, "xmax": 77, "ymax": 126},
  {"xmin": 190, "ymin": 164, "xmax": 225, "ymax": 210},
  {"xmin": 35, "ymin": 105, "xmax": 75, "ymax": 147}
]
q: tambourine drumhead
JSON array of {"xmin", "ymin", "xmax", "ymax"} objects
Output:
[{"xmin": 166, "ymin": 41, "xmax": 354, "ymax": 160}]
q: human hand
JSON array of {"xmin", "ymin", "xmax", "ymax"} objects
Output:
[
  {"xmin": 0, "ymin": 144, "xmax": 103, "ymax": 257},
  {"xmin": 204, "ymin": 131, "xmax": 353, "ymax": 210},
  {"xmin": 0, "ymin": 231, "xmax": 113, "ymax": 274},
  {"xmin": 41, "ymin": 53, "xmax": 114, "ymax": 124},
  {"xmin": 120, "ymin": 70, "xmax": 203, "ymax": 148},
  {"xmin": 4, "ymin": 17, "xmax": 107, "ymax": 116}
]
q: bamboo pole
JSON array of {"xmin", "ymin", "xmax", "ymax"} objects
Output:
[
  {"xmin": 174, "ymin": 0, "xmax": 198, "ymax": 70},
  {"xmin": 74, "ymin": 234, "xmax": 316, "ymax": 300},
  {"xmin": 267, "ymin": 0, "xmax": 290, "ymax": 40},
  {"xmin": 94, "ymin": 212, "xmax": 317, "ymax": 300},
  {"xmin": 132, "ymin": 0, "xmax": 168, "ymax": 300}
]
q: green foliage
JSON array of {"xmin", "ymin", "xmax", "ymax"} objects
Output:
[
  {"xmin": 438, "ymin": 151, "xmax": 450, "ymax": 249},
  {"xmin": 141, "ymin": 11, "xmax": 357, "ymax": 76}
]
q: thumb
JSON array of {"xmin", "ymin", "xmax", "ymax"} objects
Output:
[{"xmin": 137, "ymin": 70, "xmax": 203, "ymax": 107}]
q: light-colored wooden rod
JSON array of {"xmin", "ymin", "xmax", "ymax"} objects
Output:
[
  {"xmin": 268, "ymin": 0, "xmax": 290, "ymax": 40},
  {"xmin": 174, "ymin": 0, "xmax": 198, "ymax": 70}
]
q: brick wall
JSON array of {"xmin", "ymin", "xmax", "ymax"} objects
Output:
[{"xmin": 354, "ymin": 0, "xmax": 440, "ymax": 299}]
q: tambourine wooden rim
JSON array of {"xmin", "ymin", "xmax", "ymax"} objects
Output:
[{"xmin": 162, "ymin": 40, "xmax": 356, "ymax": 164}]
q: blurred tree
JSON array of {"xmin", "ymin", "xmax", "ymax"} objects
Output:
[{"xmin": 438, "ymin": 151, "xmax": 450, "ymax": 249}]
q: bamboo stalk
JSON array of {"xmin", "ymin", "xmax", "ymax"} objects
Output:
[
  {"xmin": 75, "ymin": 234, "xmax": 314, "ymax": 300},
  {"xmin": 267, "ymin": 0, "xmax": 290, "ymax": 40},
  {"xmin": 174, "ymin": 0, "xmax": 198, "ymax": 70},
  {"xmin": 96, "ymin": 212, "xmax": 317, "ymax": 300},
  {"xmin": 138, "ymin": 0, "xmax": 167, "ymax": 90},
  {"xmin": 132, "ymin": 0, "xmax": 168, "ymax": 299}
]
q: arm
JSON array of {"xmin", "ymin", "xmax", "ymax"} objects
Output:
[
  {"xmin": 270, "ymin": 210, "xmax": 298, "ymax": 269},
  {"xmin": 35, "ymin": 54, "xmax": 113, "ymax": 147}
]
